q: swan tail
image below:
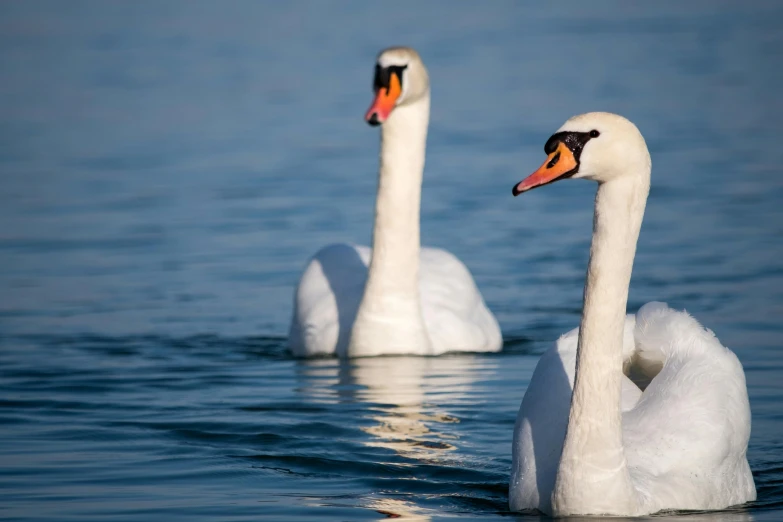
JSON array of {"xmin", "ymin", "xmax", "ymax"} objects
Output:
[
  {"xmin": 634, "ymin": 301, "xmax": 733, "ymax": 364},
  {"xmin": 624, "ymin": 302, "xmax": 756, "ymax": 510}
]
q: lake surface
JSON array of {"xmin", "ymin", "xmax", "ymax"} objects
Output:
[{"xmin": 1, "ymin": 2, "xmax": 782, "ymax": 520}]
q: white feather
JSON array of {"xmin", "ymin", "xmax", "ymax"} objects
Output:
[{"xmin": 511, "ymin": 304, "xmax": 755, "ymax": 514}]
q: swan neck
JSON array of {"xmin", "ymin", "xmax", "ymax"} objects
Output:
[
  {"xmin": 553, "ymin": 173, "xmax": 649, "ymax": 515},
  {"xmin": 369, "ymin": 95, "xmax": 429, "ymax": 293},
  {"xmin": 349, "ymin": 94, "xmax": 431, "ymax": 355}
]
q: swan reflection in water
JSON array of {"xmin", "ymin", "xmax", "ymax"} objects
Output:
[
  {"xmin": 296, "ymin": 354, "xmax": 493, "ymax": 520},
  {"xmin": 344, "ymin": 355, "xmax": 481, "ymax": 460},
  {"xmin": 298, "ymin": 355, "xmax": 489, "ymax": 457}
]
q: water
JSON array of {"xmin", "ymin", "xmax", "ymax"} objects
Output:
[{"xmin": 1, "ymin": 1, "xmax": 782, "ymax": 520}]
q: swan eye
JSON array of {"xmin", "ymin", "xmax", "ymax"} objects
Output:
[{"xmin": 589, "ymin": 130, "xmax": 600, "ymax": 138}]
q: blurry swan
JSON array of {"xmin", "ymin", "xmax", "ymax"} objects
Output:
[
  {"xmin": 288, "ymin": 47, "xmax": 501, "ymax": 357},
  {"xmin": 509, "ymin": 113, "xmax": 755, "ymax": 516}
]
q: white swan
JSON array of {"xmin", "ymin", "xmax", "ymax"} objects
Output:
[
  {"xmin": 509, "ymin": 112, "xmax": 756, "ymax": 516},
  {"xmin": 288, "ymin": 47, "xmax": 501, "ymax": 358}
]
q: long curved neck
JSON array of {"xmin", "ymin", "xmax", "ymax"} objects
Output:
[
  {"xmin": 368, "ymin": 96, "xmax": 429, "ymax": 294},
  {"xmin": 349, "ymin": 94, "xmax": 432, "ymax": 356},
  {"xmin": 553, "ymin": 173, "xmax": 649, "ymax": 515}
]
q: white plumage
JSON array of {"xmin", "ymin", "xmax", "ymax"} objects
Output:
[
  {"xmin": 289, "ymin": 244, "xmax": 501, "ymax": 357},
  {"xmin": 288, "ymin": 47, "xmax": 501, "ymax": 358},
  {"xmin": 511, "ymin": 303, "xmax": 755, "ymax": 514},
  {"xmin": 510, "ymin": 113, "xmax": 755, "ymax": 516}
]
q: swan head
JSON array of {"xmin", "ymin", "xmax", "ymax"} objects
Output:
[
  {"xmin": 513, "ymin": 112, "xmax": 651, "ymax": 195},
  {"xmin": 365, "ymin": 47, "xmax": 430, "ymax": 126}
]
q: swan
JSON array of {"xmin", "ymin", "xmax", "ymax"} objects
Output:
[
  {"xmin": 288, "ymin": 47, "xmax": 501, "ymax": 358},
  {"xmin": 509, "ymin": 112, "xmax": 756, "ymax": 516}
]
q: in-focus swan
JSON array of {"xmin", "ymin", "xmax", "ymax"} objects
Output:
[
  {"xmin": 288, "ymin": 47, "xmax": 501, "ymax": 357},
  {"xmin": 509, "ymin": 112, "xmax": 755, "ymax": 516}
]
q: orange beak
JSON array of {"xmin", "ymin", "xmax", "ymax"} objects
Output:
[
  {"xmin": 365, "ymin": 71, "xmax": 402, "ymax": 125},
  {"xmin": 513, "ymin": 142, "xmax": 578, "ymax": 196}
]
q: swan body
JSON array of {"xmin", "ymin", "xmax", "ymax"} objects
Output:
[
  {"xmin": 289, "ymin": 243, "xmax": 501, "ymax": 357},
  {"xmin": 511, "ymin": 304, "xmax": 755, "ymax": 515},
  {"xmin": 288, "ymin": 47, "xmax": 501, "ymax": 358},
  {"xmin": 510, "ymin": 113, "xmax": 755, "ymax": 516}
]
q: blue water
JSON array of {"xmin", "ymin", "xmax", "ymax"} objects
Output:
[{"xmin": 1, "ymin": 2, "xmax": 782, "ymax": 520}]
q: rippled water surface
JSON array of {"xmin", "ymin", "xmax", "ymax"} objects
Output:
[{"xmin": 1, "ymin": 2, "xmax": 782, "ymax": 520}]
